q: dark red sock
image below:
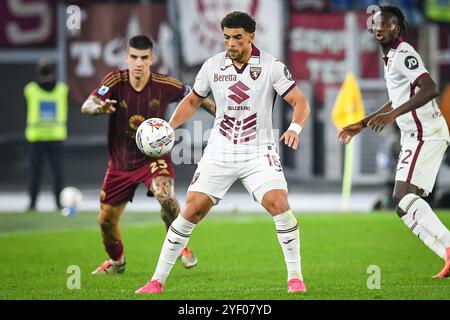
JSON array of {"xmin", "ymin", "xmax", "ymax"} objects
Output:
[{"xmin": 103, "ymin": 240, "xmax": 123, "ymax": 261}]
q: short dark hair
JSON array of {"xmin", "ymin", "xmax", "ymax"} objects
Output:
[
  {"xmin": 128, "ymin": 35, "xmax": 153, "ymax": 50},
  {"xmin": 221, "ymin": 11, "xmax": 256, "ymax": 33},
  {"xmin": 380, "ymin": 5, "xmax": 409, "ymax": 35},
  {"xmin": 37, "ymin": 58, "xmax": 56, "ymax": 77}
]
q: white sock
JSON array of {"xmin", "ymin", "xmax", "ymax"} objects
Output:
[
  {"xmin": 151, "ymin": 215, "xmax": 196, "ymax": 284},
  {"xmin": 273, "ymin": 210, "xmax": 303, "ymax": 281},
  {"xmin": 399, "ymin": 194, "xmax": 450, "ymax": 252},
  {"xmin": 401, "ymin": 213, "xmax": 446, "ymax": 260}
]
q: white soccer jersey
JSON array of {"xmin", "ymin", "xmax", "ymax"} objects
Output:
[
  {"xmin": 193, "ymin": 45, "xmax": 296, "ymax": 160},
  {"xmin": 384, "ymin": 38, "xmax": 449, "ymax": 143}
]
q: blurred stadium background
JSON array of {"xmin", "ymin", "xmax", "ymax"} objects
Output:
[
  {"xmin": 1, "ymin": 0, "xmax": 450, "ymax": 213},
  {"xmin": 2, "ymin": 0, "xmax": 450, "ymax": 302}
]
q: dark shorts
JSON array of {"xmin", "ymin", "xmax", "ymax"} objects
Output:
[{"xmin": 101, "ymin": 155, "xmax": 175, "ymax": 205}]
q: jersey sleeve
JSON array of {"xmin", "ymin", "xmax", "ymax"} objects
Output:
[
  {"xmin": 165, "ymin": 77, "xmax": 191, "ymax": 103},
  {"xmin": 90, "ymin": 71, "xmax": 118, "ymax": 100},
  {"xmin": 170, "ymin": 83, "xmax": 191, "ymax": 103},
  {"xmin": 395, "ymin": 49, "xmax": 429, "ymax": 86},
  {"xmin": 272, "ymin": 60, "xmax": 296, "ymax": 98},
  {"xmin": 192, "ymin": 59, "xmax": 211, "ymax": 98}
]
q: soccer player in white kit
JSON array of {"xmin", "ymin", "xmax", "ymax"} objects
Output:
[
  {"xmin": 136, "ymin": 11, "xmax": 310, "ymax": 294},
  {"xmin": 338, "ymin": 6, "xmax": 450, "ymax": 278}
]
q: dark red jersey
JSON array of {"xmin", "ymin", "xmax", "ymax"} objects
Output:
[{"xmin": 91, "ymin": 70, "xmax": 188, "ymax": 171}]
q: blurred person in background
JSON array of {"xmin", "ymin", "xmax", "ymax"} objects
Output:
[{"xmin": 24, "ymin": 58, "xmax": 68, "ymax": 212}]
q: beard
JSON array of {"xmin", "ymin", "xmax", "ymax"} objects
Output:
[{"xmin": 228, "ymin": 50, "xmax": 243, "ymax": 62}]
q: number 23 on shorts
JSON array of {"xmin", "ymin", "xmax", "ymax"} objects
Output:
[{"xmin": 149, "ymin": 159, "xmax": 169, "ymax": 175}]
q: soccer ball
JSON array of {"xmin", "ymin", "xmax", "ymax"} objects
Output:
[
  {"xmin": 135, "ymin": 118, "xmax": 175, "ymax": 157},
  {"xmin": 60, "ymin": 187, "xmax": 83, "ymax": 216}
]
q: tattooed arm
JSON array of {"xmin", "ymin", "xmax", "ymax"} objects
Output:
[{"xmin": 81, "ymin": 95, "xmax": 117, "ymax": 115}]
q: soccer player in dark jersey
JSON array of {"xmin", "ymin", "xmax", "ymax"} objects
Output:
[{"xmin": 81, "ymin": 35, "xmax": 216, "ymax": 274}]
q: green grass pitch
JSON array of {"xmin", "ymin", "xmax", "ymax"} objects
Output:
[{"xmin": 1, "ymin": 210, "xmax": 449, "ymax": 300}]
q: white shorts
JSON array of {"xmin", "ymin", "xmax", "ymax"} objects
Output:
[
  {"xmin": 395, "ymin": 139, "xmax": 448, "ymax": 196},
  {"xmin": 187, "ymin": 148, "xmax": 288, "ymax": 204}
]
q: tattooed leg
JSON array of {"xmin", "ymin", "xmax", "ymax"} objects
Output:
[{"xmin": 151, "ymin": 176, "xmax": 180, "ymax": 231}]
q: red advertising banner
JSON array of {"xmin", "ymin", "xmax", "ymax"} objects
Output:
[
  {"xmin": 288, "ymin": 12, "xmax": 380, "ymax": 102},
  {"xmin": 358, "ymin": 13, "xmax": 382, "ymax": 81},
  {"xmin": 68, "ymin": 3, "xmax": 171, "ymax": 105},
  {"xmin": 177, "ymin": 0, "xmax": 283, "ymax": 67},
  {"xmin": 0, "ymin": 0, "xmax": 57, "ymax": 48}
]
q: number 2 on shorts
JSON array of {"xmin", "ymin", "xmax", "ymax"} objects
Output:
[{"xmin": 401, "ymin": 149, "xmax": 412, "ymax": 165}]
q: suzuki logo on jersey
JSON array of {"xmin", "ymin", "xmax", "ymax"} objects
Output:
[{"xmin": 228, "ymin": 81, "xmax": 250, "ymax": 104}]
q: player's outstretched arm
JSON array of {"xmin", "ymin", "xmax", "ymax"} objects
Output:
[
  {"xmin": 368, "ymin": 75, "xmax": 438, "ymax": 132},
  {"xmin": 280, "ymin": 86, "xmax": 310, "ymax": 150},
  {"xmin": 200, "ymin": 97, "xmax": 216, "ymax": 117},
  {"xmin": 337, "ymin": 123, "xmax": 364, "ymax": 144},
  {"xmin": 81, "ymin": 95, "xmax": 117, "ymax": 116},
  {"xmin": 169, "ymin": 91, "xmax": 205, "ymax": 130},
  {"xmin": 338, "ymin": 100, "xmax": 392, "ymax": 143}
]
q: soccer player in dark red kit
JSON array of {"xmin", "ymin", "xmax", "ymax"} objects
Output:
[{"xmin": 81, "ymin": 35, "xmax": 216, "ymax": 274}]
